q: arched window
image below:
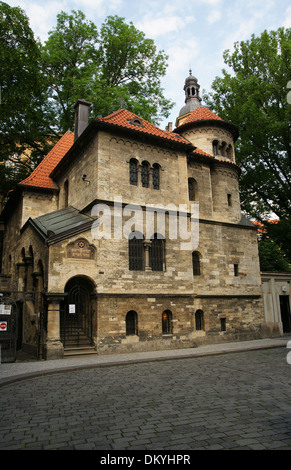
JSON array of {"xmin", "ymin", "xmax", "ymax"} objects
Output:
[
  {"xmin": 150, "ymin": 233, "xmax": 165, "ymax": 271},
  {"xmin": 188, "ymin": 178, "xmax": 197, "ymax": 201},
  {"xmin": 141, "ymin": 161, "xmax": 149, "ymax": 188},
  {"xmin": 26, "ymin": 246, "xmax": 34, "ymax": 291},
  {"xmin": 152, "ymin": 164, "xmax": 160, "ymax": 190},
  {"xmin": 129, "ymin": 231, "xmax": 144, "ymax": 270},
  {"xmin": 220, "ymin": 141, "xmax": 226, "ymax": 156},
  {"xmin": 162, "ymin": 310, "xmax": 172, "ymax": 334},
  {"xmin": 195, "ymin": 310, "xmax": 204, "ymax": 330},
  {"xmin": 129, "ymin": 159, "xmax": 138, "ymax": 186},
  {"xmin": 126, "ymin": 311, "xmax": 138, "ymax": 335},
  {"xmin": 192, "ymin": 251, "xmax": 201, "ymax": 276},
  {"xmin": 212, "ymin": 140, "xmax": 219, "ymax": 156},
  {"xmin": 226, "ymin": 145, "xmax": 233, "ymax": 160}
]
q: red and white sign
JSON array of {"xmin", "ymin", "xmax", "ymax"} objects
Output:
[{"xmin": 0, "ymin": 321, "xmax": 7, "ymax": 331}]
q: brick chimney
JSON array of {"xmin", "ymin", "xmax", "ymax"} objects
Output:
[{"xmin": 74, "ymin": 99, "xmax": 91, "ymax": 142}]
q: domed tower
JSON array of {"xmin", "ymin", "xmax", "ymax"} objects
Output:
[
  {"xmin": 175, "ymin": 72, "xmax": 241, "ymax": 223},
  {"xmin": 177, "ymin": 70, "xmax": 202, "ymax": 124}
]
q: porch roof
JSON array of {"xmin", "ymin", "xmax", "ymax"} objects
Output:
[{"xmin": 26, "ymin": 206, "xmax": 95, "ymax": 242}]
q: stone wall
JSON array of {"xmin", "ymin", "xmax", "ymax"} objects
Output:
[{"xmin": 182, "ymin": 125, "xmax": 236, "ymax": 163}]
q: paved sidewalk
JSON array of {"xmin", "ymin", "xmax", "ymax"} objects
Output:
[{"xmin": 1, "ymin": 336, "xmax": 290, "ymax": 386}]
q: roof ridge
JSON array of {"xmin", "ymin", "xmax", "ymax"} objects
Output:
[{"xmin": 97, "ymin": 108, "xmax": 192, "ymax": 146}]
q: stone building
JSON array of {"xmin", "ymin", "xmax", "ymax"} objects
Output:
[{"xmin": 0, "ymin": 72, "xmax": 275, "ymax": 360}]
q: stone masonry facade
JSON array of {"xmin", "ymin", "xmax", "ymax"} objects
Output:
[{"xmin": 0, "ymin": 74, "xmax": 276, "ymax": 359}]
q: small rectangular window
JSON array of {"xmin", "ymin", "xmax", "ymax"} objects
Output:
[
  {"xmin": 234, "ymin": 264, "xmax": 239, "ymax": 276},
  {"xmin": 220, "ymin": 318, "xmax": 226, "ymax": 331},
  {"xmin": 227, "ymin": 194, "xmax": 232, "ymax": 206}
]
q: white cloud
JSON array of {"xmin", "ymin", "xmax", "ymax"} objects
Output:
[
  {"xmin": 283, "ymin": 5, "xmax": 291, "ymax": 27},
  {"xmin": 200, "ymin": 0, "xmax": 222, "ymax": 5},
  {"xmin": 136, "ymin": 14, "xmax": 191, "ymax": 38},
  {"xmin": 207, "ymin": 9, "xmax": 221, "ymax": 24},
  {"xmin": 19, "ymin": 1, "xmax": 67, "ymax": 41}
]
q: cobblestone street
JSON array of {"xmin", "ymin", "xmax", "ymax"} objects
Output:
[{"xmin": 1, "ymin": 347, "xmax": 291, "ymax": 450}]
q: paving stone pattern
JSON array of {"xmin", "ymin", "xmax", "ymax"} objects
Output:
[{"xmin": 1, "ymin": 348, "xmax": 291, "ymax": 450}]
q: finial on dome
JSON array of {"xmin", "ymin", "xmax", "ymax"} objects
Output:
[{"xmin": 178, "ymin": 71, "xmax": 202, "ymax": 117}]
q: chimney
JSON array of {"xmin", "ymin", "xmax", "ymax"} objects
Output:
[
  {"xmin": 74, "ymin": 99, "xmax": 91, "ymax": 142},
  {"xmin": 166, "ymin": 122, "xmax": 173, "ymax": 132}
]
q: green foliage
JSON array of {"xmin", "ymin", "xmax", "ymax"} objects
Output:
[
  {"xmin": 258, "ymin": 237, "xmax": 291, "ymax": 272},
  {"xmin": 41, "ymin": 10, "xmax": 100, "ymax": 132},
  {"xmin": 265, "ymin": 219, "xmax": 291, "ymax": 264},
  {"xmin": 0, "ymin": 5, "xmax": 174, "ymax": 196},
  {"xmin": 205, "ymin": 28, "xmax": 291, "ymax": 221},
  {"xmin": 0, "ymin": 1, "xmax": 53, "ymax": 193},
  {"xmin": 41, "ymin": 12, "xmax": 174, "ymax": 132},
  {"xmin": 96, "ymin": 16, "xmax": 173, "ymax": 124}
]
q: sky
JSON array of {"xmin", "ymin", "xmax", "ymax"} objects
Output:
[{"xmin": 4, "ymin": 0, "xmax": 291, "ymax": 129}]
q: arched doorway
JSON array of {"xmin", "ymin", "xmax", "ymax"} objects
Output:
[{"xmin": 61, "ymin": 276, "xmax": 96, "ymax": 347}]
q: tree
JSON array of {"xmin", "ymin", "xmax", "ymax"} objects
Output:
[
  {"xmin": 0, "ymin": 1, "xmax": 53, "ymax": 195},
  {"xmin": 204, "ymin": 28, "xmax": 291, "ymax": 221},
  {"xmin": 0, "ymin": 7, "xmax": 173, "ymax": 197},
  {"xmin": 264, "ymin": 218, "xmax": 291, "ymax": 266},
  {"xmin": 96, "ymin": 15, "xmax": 173, "ymax": 124},
  {"xmin": 41, "ymin": 11, "xmax": 174, "ymax": 133},
  {"xmin": 258, "ymin": 237, "xmax": 290, "ymax": 272},
  {"xmin": 41, "ymin": 9, "xmax": 100, "ymax": 133}
]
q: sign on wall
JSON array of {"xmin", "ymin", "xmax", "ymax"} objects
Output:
[
  {"xmin": 69, "ymin": 304, "xmax": 76, "ymax": 314},
  {"xmin": 0, "ymin": 304, "xmax": 11, "ymax": 315},
  {"xmin": 67, "ymin": 239, "xmax": 96, "ymax": 260},
  {"xmin": 0, "ymin": 321, "xmax": 8, "ymax": 331}
]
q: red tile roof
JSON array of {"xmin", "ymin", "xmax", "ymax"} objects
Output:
[
  {"xmin": 96, "ymin": 109, "xmax": 192, "ymax": 147},
  {"xmin": 177, "ymin": 106, "xmax": 223, "ymax": 129},
  {"xmin": 19, "ymin": 131, "xmax": 74, "ymax": 190},
  {"xmin": 252, "ymin": 219, "xmax": 280, "ymax": 234},
  {"xmin": 17, "ymin": 109, "xmax": 238, "ymax": 192},
  {"xmin": 175, "ymin": 106, "xmax": 239, "ymax": 140},
  {"xmin": 182, "ymin": 106, "xmax": 223, "ymax": 125},
  {"xmin": 191, "ymin": 148, "xmax": 241, "ymax": 172}
]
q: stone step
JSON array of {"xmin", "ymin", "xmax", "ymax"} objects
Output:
[{"xmin": 64, "ymin": 345, "xmax": 97, "ymax": 357}]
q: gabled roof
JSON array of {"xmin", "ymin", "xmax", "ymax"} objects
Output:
[
  {"xmin": 96, "ymin": 109, "xmax": 192, "ymax": 148},
  {"xmin": 24, "ymin": 206, "xmax": 94, "ymax": 242},
  {"xmin": 18, "ymin": 131, "xmax": 74, "ymax": 190},
  {"xmin": 15, "ymin": 108, "xmax": 237, "ymax": 194}
]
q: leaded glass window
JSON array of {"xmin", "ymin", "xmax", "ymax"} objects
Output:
[
  {"xmin": 129, "ymin": 231, "xmax": 144, "ymax": 270},
  {"xmin": 129, "ymin": 159, "xmax": 138, "ymax": 186},
  {"xmin": 153, "ymin": 164, "xmax": 160, "ymax": 190},
  {"xmin": 141, "ymin": 161, "xmax": 149, "ymax": 188},
  {"xmin": 150, "ymin": 233, "xmax": 164, "ymax": 271}
]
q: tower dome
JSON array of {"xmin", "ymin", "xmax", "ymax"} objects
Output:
[{"xmin": 178, "ymin": 70, "xmax": 202, "ymax": 118}]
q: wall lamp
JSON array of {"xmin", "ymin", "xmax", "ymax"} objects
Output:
[{"xmin": 82, "ymin": 174, "xmax": 90, "ymax": 184}]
